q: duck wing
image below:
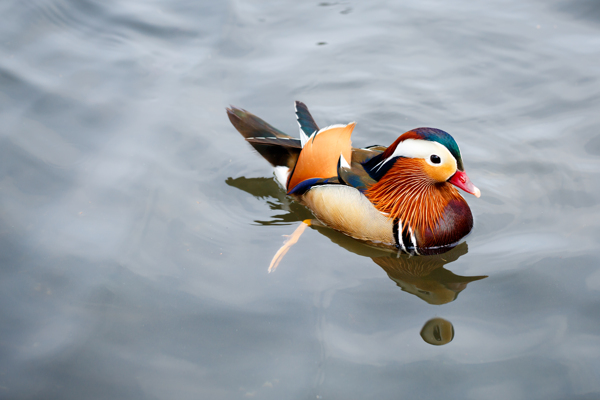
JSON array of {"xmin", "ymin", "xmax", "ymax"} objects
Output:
[
  {"xmin": 287, "ymin": 122, "xmax": 355, "ymax": 194},
  {"xmin": 227, "ymin": 106, "xmax": 301, "ymax": 169},
  {"xmin": 336, "ymin": 147, "xmax": 386, "ymax": 192}
]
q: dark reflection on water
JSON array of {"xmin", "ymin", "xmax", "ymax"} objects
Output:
[
  {"xmin": 421, "ymin": 317, "xmax": 455, "ymax": 346},
  {"xmin": 372, "ymin": 245, "xmax": 487, "ymax": 305},
  {"xmin": 226, "ymin": 176, "xmax": 313, "ymax": 225}
]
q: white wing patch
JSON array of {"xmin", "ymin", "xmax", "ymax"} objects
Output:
[
  {"xmin": 315, "ymin": 124, "xmax": 352, "ymax": 136},
  {"xmin": 339, "ymin": 152, "xmax": 351, "ymax": 169},
  {"xmin": 299, "ymin": 129, "xmax": 310, "ymax": 148},
  {"xmin": 274, "ymin": 166, "xmax": 290, "ymax": 188}
]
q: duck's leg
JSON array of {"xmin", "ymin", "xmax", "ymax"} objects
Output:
[{"xmin": 269, "ymin": 219, "xmax": 313, "ymax": 273}]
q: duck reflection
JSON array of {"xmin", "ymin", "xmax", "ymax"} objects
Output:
[
  {"xmin": 226, "ymin": 176, "xmax": 487, "ymax": 306},
  {"xmin": 310, "ymin": 221, "xmax": 486, "ymax": 305},
  {"xmin": 373, "ymin": 244, "xmax": 486, "ymax": 305}
]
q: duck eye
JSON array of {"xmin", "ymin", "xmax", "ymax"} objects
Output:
[{"xmin": 430, "ymin": 155, "xmax": 441, "ymax": 164}]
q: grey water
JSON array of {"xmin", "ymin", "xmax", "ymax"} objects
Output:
[{"xmin": 1, "ymin": 0, "xmax": 600, "ymax": 399}]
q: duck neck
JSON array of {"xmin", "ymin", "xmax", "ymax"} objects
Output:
[{"xmin": 364, "ymin": 158, "xmax": 464, "ymax": 236}]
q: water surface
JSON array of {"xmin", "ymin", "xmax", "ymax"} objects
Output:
[{"xmin": 1, "ymin": 0, "xmax": 600, "ymax": 399}]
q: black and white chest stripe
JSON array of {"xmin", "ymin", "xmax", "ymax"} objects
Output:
[{"xmin": 393, "ymin": 219, "xmax": 420, "ymax": 256}]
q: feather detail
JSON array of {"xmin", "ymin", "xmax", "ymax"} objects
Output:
[
  {"xmin": 337, "ymin": 158, "xmax": 377, "ymax": 193},
  {"xmin": 227, "ymin": 106, "xmax": 301, "ymax": 168},
  {"xmin": 380, "ymin": 130, "xmax": 422, "ymax": 160},
  {"xmin": 299, "ymin": 129, "xmax": 310, "ymax": 148},
  {"xmin": 295, "ymin": 101, "xmax": 320, "ymax": 142},
  {"xmin": 287, "ymin": 122, "xmax": 355, "ymax": 193},
  {"xmin": 364, "ymin": 158, "xmax": 463, "ymax": 236},
  {"xmin": 339, "ymin": 152, "xmax": 351, "ymax": 169}
]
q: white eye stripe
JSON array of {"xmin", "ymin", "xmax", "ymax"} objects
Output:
[
  {"xmin": 391, "ymin": 139, "xmax": 450, "ymax": 160},
  {"xmin": 382, "ymin": 139, "xmax": 457, "ymax": 170}
]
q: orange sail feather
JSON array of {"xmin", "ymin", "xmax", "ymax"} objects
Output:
[{"xmin": 287, "ymin": 123, "xmax": 355, "ymax": 193}]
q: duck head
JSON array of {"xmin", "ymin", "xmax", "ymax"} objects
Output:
[
  {"xmin": 364, "ymin": 128, "xmax": 480, "ymax": 250},
  {"xmin": 367, "ymin": 127, "xmax": 480, "ymax": 197}
]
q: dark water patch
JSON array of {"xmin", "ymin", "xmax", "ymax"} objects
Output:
[
  {"xmin": 0, "ymin": 140, "xmax": 76, "ymax": 196},
  {"xmin": 0, "ymin": 66, "xmax": 44, "ymax": 110},
  {"xmin": 585, "ymin": 134, "xmax": 600, "ymax": 156},
  {"xmin": 554, "ymin": 0, "xmax": 600, "ymax": 25},
  {"xmin": 317, "ymin": 356, "xmax": 568, "ymax": 400},
  {"xmin": 225, "ymin": 176, "xmax": 314, "ymax": 226},
  {"xmin": 24, "ymin": 0, "xmax": 211, "ymax": 50}
]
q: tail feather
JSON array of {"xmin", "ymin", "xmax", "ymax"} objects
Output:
[
  {"xmin": 294, "ymin": 101, "xmax": 320, "ymax": 139},
  {"xmin": 227, "ymin": 106, "xmax": 301, "ymax": 168}
]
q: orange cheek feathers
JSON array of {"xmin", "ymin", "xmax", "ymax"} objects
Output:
[{"xmin": 420, "ymin": 159, "xmax": 456, "ymax": 182}]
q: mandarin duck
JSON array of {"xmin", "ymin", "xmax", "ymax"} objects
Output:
[{"xmin": 226, "ymin": 101, "xmax": 480, "ymax": 257}]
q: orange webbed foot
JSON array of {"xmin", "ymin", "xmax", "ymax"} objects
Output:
[{"xmin": 268, "ymin": 220, "xmax": 312, "ymax": 273}]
